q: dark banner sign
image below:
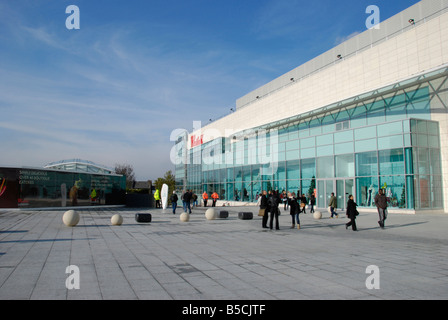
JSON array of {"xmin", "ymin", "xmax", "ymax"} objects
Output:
[{"xmin": 0, "ymin": 167, "xmax": 126, "ymax": 209}]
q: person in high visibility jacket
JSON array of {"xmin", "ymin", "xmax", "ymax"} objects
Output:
[
  {"xmin": 154, "ymin": 189, "xmax": 161, "ymax": 208},
  {"xmin": 202, "ymin": 191, "xmax": 209, "ymax": 207},
  {"xmin": 211, "ymin": 191, "xmax": 219, "ymax": 207}
]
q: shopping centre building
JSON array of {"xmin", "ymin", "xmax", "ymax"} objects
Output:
[{"xmin": 174, "ymin": 0, "xmax": 448, "ymax": 213}]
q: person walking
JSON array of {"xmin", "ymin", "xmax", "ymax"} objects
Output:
[
  {"xmin": 268, "ymin": 190, "xmax": 280, "ymax": 230},
  {"xmin": 281, "ymin": 190, "xmax": 288, "ymax": 211},
  {"xmin": 183, "ymin": 189, "xmax": 192, "ymax": 214},
  {"xmin": 259, "ymin": 190, "xmax": 269, "ymax": 229},
  {"xmin": 329, "ymin": 192, "xmax": 338, "ymax": 218},
  {"xmin": 192, "ymin": 193, "xmax": 198, "ymax": 208},
  {"xmin": 300, "ymin": 193, "xmax": 307, "ymax": 214},
  {"xmin": 345, "ymin": 195, "xmax": 358, "ymax": 231},
  {"xmin": 202, "ymin": 191, "xmax": 209, "ymax": 207},
  {"xmin": 154, "ymin": 189, "xmax": 161, "ymax": 208},
  {"xmin": 170, "ymin": 191, "xmax": 178, "ymax": 214},
  {"xmin": 211, "ymin": 191, "xmax": 219, "ymax": 207},
  {"xmin": 309, "ymin": 193, "xmax": 316, "ymax": 213},
  {"xmin": 288, "ymin": 192, "xmax": 301, "ymax": 229},
  {"xmin": 374, "ymin": 189, "xmax": 388, "ymax": 228}
]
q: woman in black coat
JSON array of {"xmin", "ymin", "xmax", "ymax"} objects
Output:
[
  {"xmin": 288, "ymin": 192, "xmax": 301, "ymax": 229},
  {"xmin": 346, "ymin": 195, "xmax": 358, "ymax": 231}
]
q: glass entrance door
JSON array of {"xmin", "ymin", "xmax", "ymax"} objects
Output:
[{"xmin": 317, "ymin": 179, "xmax": 354, "ymax": 210}]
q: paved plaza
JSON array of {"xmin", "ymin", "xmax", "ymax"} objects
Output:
[{"xmin": 0, "ymin": 206, "xmax": 447, "ymax": 300}]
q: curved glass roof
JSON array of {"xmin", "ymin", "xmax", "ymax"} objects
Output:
[{"xmin": 44, "ymin": 159, "xmax": 114, "ymax": 175}]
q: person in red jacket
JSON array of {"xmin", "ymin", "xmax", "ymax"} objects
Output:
[{"xmin": 211, "ymin": 192, "xmax": 219, "ymax": 207}]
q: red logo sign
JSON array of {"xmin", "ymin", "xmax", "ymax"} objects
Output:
[{"xmin": 191, "ymin": 135, "xmax": 203, "ymax": 148}]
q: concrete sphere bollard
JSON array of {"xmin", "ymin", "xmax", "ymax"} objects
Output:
[
  {"xmin": 63, "ymin": 210, "xmax": 80, "ymax": 227},
  {"xmin": 313, "ymin": 211, "xmax": 322, "ymax": 220},
  {"xmin": 111, "ymin": 214, "xmax": 123, "ymax": 226},
  {"xmin": 205, "ymin": 208, "xmax": 217, "ymax": 220},
  {"xmin": 180, "ymin": 212, "xmax": 190, "ymax": 222}
]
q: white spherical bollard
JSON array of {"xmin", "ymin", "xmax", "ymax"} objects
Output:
[
  {"xmin": 205, "ymin": 208, "xmax": 217, "ymax": 220},
  {"xmin": 180, "ymin": 212, "xmax": 190, "ymax": 222},
  {"xmin": 111, "ymin": 214, "xmax": 123, "ymax": 226},
  {"xmin": 63, "ymin": 210, "xmax": 80, "ymax": 227},
  {"xmin": 313, "ymin": 211, "xmax": 322, "ymax": 220}
]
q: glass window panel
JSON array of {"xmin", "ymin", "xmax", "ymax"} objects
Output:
[
  {"xmin": 251, "ymin": 165, "xmax": 260, "ymax": 181},
  {"xmin": 356, "ymin": 176, "xmax": 378, "ymax": 208},
  {"xmin": 379, "ymin": 149, "xmax": 404, "ymax": 175},
  {"xmin": 335, "ymin": 142, "xmax": 354, "ymax": 155},
  {"xmin": 377, "ymin": 135, "xmax": 404, "ymax": 150},
  {"xmin": 334, "ymin": 130, "xmax": 353, "ymax": 143},
  {"xmin": 403, "ymin": 120, "xmax": 411, "ymax": 132},
  {"xmin": 278, "ymin": 143, "xmax": 285, "ymax": 152},
  {"xmin": 377, "ymin": 122, "xmax": 403, "ymax": 137},
  {"xmin": 316, "ymin": 145, "xmax": 334, "ymax": 157},
  {"xmin": 317, "ymin": 156, "xmax": 334, "ymax": 178},
  {"xmin": 289, "ymin": 129, "xmax": 299, "ymax": 140},
  {"xmin": 300, "ymin": 137, "xmax": 315, "ymax": 149},
  {"xmin": 379, "ymin": 175, "xmax": 406, "ymax": 208},
  {"xmin": 354, "ymin": 126, "xmax": 376, "ymax": 140},
  {"xmin": 367, "ymin": 109, "xmax": 386, "ymax": 125},
  {"xmin": 356, "ymin": 151, "xmax": 378, "ymax": 176},
  {"xmin": 418, "ymin": 175, "xmax": 430, "ymax": 209},
  {"xmin": 309, "ymin": 119, "xmax": 322, "ymax": 136},
  {"xmin": 277, "ymin": 152, "xmax": 285, "ymax": 161},
  {"xmin": 355, "ymin": 138, "xmax": 377, "ymax": 152},
  {"xmin": 286, "ymin": 160, "xmax": 300, "ymax": 180},
  {"xmin": 410, "ymin": 119, "xmax": 418, "ymax": 132},
  {"xmin": 298, "ymin": 123, "xmax": 310, "ymax": 138},
  {"xmin": 418, "ymin": 148, "xmax": 430, "ymax": 175},
  {"xmin": 416, "ymin": 121, "xmax": 427, "ymax": 134},
  {"xmin": 287, "ymin": 180, "xmax": 300, "ymax": 194},
  {"xmin": 300, "ymin": 148, "xmax": 316, "ymax": 159},
  {"xmin": 403, "ymin": 134, "xmax": 411, "ymax": 147},
  {"xmin": 429, "ymin": 149, "xmax": 442, "ymax": 176},
  {"xmin": 316, "ymin": 133, "xmax": 333, "ymax": 146},
  {"xmin": 301, "ymin": 158, "xmax": 316, "ymax": 179},
  {"xmin": 428, "ymin": 135, "xmax": 439, "ymax": 148},
  {"xmin": 335, "ymin": 154, "xmax": 355, "ymax": 177},
  {"xmin": 285, "ymin": 140, "xmax": 299, "ymax": 151},
  {"xmin": 273, "ymin": 162, "xmax": 286, "ymax": 181},
  {"xmin": 431, "ymin": 175, "xmax": 443, "ymax": 208},
  {"xmin": 286, "ymin": 150, "xmax": 299, "ymax": 161},
  {"xmin": 427, "ymin": 121, "xmax": 439, "ymax": 136},
  {"xmin": 301, "ymin": 179, "xmax": 312, "ymax": 197}
]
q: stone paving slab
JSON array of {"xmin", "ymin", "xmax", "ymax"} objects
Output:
[{"xmin": 0, "ymin": 206, "xmax": 448, "ymax": 300}]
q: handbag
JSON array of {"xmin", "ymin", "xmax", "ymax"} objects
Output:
[{"xmin": 258, "ymin": 208, "xmax": 266, "ymax": 216}]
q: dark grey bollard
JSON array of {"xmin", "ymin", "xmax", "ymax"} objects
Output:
[
  {"xmin": 219, "ymin": 211, "xmax": 229, "ymax": 219},
  {"xmin": 238, "ymin": 212, "xmax": 253, "ymax": 220},
  {"xmin": 135, "ymin": 213, "xmax": 152, "ymax": 223}
]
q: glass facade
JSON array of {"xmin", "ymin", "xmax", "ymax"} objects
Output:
[
  {"xmin": 0, "ymin": 167, "xmax": 126, "ymax": 208},
  {"xmin": 175, "ymin": 69, "xmax": 447, "ymax": 212}
]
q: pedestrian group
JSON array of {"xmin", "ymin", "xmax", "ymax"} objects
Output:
[{"xmin": 162, "ymin": 188, "xmax": 389, "ymax": 232}]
